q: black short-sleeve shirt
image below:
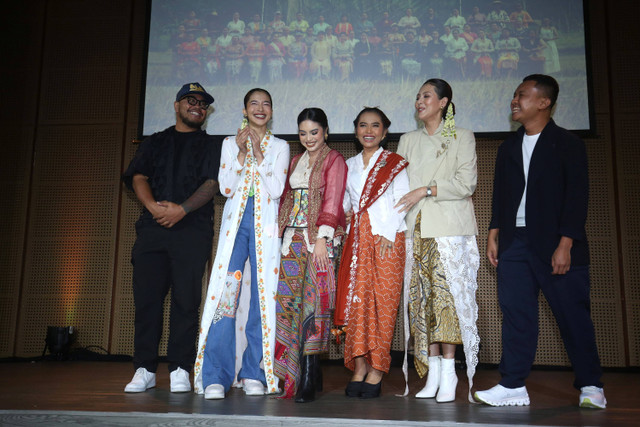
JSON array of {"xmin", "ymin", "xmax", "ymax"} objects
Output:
[{"xmin": 123, "ymin": 126, "xmax": 221, "ymax": 231}]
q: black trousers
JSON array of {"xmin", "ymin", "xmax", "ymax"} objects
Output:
[
  {"xmin": 131, "ymin": 222, "xmax": 212, "ymax": 373},
  {"xmin": 497, "ymin": 228, "xmax": 603, "ymax": 390}
]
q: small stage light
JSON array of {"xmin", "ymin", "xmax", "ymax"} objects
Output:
[{"xmin": 43, "ymin": 326, "xmax": 75, "ymax": 360}]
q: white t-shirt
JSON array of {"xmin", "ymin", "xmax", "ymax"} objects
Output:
[{"xmin": 515, "ymin": 132, "xmax": 540, "ymax": 227}]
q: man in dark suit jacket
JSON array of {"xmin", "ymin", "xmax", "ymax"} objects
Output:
[{"xmin": 474, "ymin": 75, "xmax": 606, "ymax": 409}]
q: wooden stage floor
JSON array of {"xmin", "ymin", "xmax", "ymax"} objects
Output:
[{"xmin": 0, "ymin": 361, "xmax": 637, "ymax": 426}]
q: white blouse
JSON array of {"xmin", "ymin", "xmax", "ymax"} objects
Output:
[
  {"xmin": 343, "ymin": 148, "xmax": 409, "ymax": 242},
  {"xmin": 281, "ymin": 150, "xmax": 336, "ymax": 255}
]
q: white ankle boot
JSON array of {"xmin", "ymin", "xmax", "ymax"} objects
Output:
[
  {"xmin": 415, "ymin": 355, "xmax": 441, "ymax": 398},
  {"xmin": 436, "ymin": 357, "xmax": 458, "ymax": 402}
]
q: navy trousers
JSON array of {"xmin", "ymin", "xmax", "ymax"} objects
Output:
[
  {"xmin": 131, "ymin": 221, "xmax": 212, "ymax": 373},
  {"xmin": 497, "ymin": 228, "xmax": 603, "ymax": 390}
]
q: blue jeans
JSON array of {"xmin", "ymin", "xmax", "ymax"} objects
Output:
[{"xmin": 202, "ymin": 197, "xmax": 266, "ymax": 391}]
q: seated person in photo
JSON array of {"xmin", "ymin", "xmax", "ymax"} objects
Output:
[
  {"xmin": 335, "ymin": 14, "xmax": 353, "ymax": 36},
  {"xmin": 489, "ymin": 23, "xmax": 502, "ymax": 43},
  {"xmin": 313, "ymin": 15, "xmax": 331, "ymax": 35},
  {"xmin": 184, "ymin": 10, "xmax": 201, "ymax": 33},
  {"xmin": 289, "ymin": 13, "xmax": 309, "ymax": 33},
  {"xmin": 240, "ymin": 28, "xmax": 255, "ymax": 46},
  {"xmin": 495, "ymin": 28, "xmax": 521, "ymax": 77},
  {"xmin": 354, "ymin": 32, "xmax": 374, "ymax": 79},
  {"xmin": 248, "ymin": 14, "xmax": 264, "ymax": 35},
  {"xmin": 196, "ymin": 29, "xmax": 212, "ymax": 52},
  {"xmin": 400, "ymin": 32, "xmax": 421, "ymax": 78},
  {"xmin": 444, "ymin": 28, "xmax": 469, "ymax": 78},
  {"xmin": 470, "ymin": 30, "xmax": 495, "ymax": 78},
  {"xmin": 377, "ymin": 12, "xmax": 393, "ymax": 35},
  {"xmin": 279, "ymin": 27, "xmax": 296, "ymax": 48},
  {"xmin": 368, "ymin": 27, "xmax": 382, "ymax": 48},
  {"xmin": 309, "ymin": 31, "xmax": 332, "ymax": 79},
  {"xmin": 461, "ymin": 24, "xmax": 477, "ymax": 44},
  {"xmin": 355, "ymin": 12, "xmax": 374, "ymax": 35},
  {"xmin": 224, "ymin": 36, "xmax": 244, "ymax": 84},
  {"xmin": 332, "ymin": 32, "xmax": 354, "ymax": 81},
  {"xmin": 389, "ymin": 24, "xmax": 406, "ymax": 46},
  {"xmin": 422, "ymin": 7, "xmax": 438, "ymax": 32},
  {"xmin": 287, "ymin": 32, "xmax": 308, "ymax": 80},
  {"xmin": 520, "ymin": 30, "xmax": 547, "ymax": 75},
  {"xmin": 510, "ymin": 3, "xmax": 533, "ymax": 27},
  {"xmin": 270, "ymin": 11, "xmax": 287, "ymax": 32},
  {"xmin": 245, "ymin": 32, "xmax": 266, "ymax": 83},
  {"xmin": 377, "ymin": 32, "xmax": 394, "ymax": 79},
  {"xmin": 304, "ymin": 27, "xmax": 316, "ymax": 47},
  {"xmin": 216, "ymin": 27, "xmax": 233, "ymax": 49},
  {"xmin": 398, "ymin": 8, "xmax": 421, "ymax": 34},
  {"xmin": 467, "ymin": 6, "xmax": 487, "ymax": 30},
  {"xmin": 444, "ymin": 8, "xmax": 466, "ymax": 32},
  {"xmin": 512, "ymin": 19, "xmax": 528, "ymax": 42},
  {"xmin": 428, "ymin": 30, "xmax": 445, "ymax": 78},
  {"xmin": 227, "ymin": 12, "xmax": 245, "ymax": 36},
  {"xmin": 487, "ymin": 3, "xmax": 510, "ymax": 28}
]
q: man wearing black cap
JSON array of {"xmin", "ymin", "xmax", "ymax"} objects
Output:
[{"xmin": 122, "ymin": 82, "xmax": 221, "ymax": 393}]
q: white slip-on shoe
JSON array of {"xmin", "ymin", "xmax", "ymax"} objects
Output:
[
  {"xmin": 579, "ymin": 386, "xmax": 607, "ymax": 409},
  {"xmin": 170, "ymin": 367, "xmax": 191, "ymax": 393},
  {"xmin": 243, "ymin": 378, "xmax": 265, "ymax": 396},
  {"xmin": 204, "ymin": 384, "xmax": 225, "ymax": 399},
  {"xmin": 124, "ymin": 367, "xmax": 156, "ymax": 393},
  {"xmin": 474, "ymin": 384, "xmax": 530, "ymax": 406},
  {"xmin": 416, "ymin": 355, "xmax": 441, "ymax": 399}
]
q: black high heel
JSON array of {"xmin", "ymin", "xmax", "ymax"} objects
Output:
[
  {"xmin": 345, "ymin": 380, "xmax": 364, "ymax": 397},
  {"xmin": 359, "ymin": 381, "xmax": 382, "ymax": 399}
]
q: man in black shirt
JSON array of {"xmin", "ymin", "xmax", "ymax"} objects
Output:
[{"xmin": 122, "ymin": 83, "xmax": 221, "ymax": 393}]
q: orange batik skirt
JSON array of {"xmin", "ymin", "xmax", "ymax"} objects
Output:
[{"xmin": 343, "ymin": 212, "xmax": 405, "ymax": 373}]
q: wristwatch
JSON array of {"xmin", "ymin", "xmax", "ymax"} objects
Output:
[{"xmin": 425, "ymin": 187, "xmax": 432, "ymax": 197}]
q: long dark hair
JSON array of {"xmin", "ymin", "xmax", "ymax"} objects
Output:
[
  {"xmin": 423, "ymin": 78, "xmax": 455, "ymax": 119},
  {"xmin": 352, "ymin": 107, "xmax": 391, "ymax": 152},
  {"xmin": 297, "ymin": 107, "xmax": 329, "ymax": 135}
]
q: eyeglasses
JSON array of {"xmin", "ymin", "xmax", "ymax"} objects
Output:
[{"xmin": 181, "ymin": 95, "xmax": 211, "ymax": 109}]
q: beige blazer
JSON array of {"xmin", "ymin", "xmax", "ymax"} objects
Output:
[{"xmin": 397, "ymin": 123, "xmax": 478, "ymax": 238}]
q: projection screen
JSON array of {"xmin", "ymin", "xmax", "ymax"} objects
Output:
[{"xmin": 141, "ymin": 0, "xmax": 592, "ymax": 138}]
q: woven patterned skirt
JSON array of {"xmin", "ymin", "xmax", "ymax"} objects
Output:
[{"xmin": 274, "ymin": 229, "xmax": 335, "ymax": 398}]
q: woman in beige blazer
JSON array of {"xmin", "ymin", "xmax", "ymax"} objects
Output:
[{"xmin": 396, "ymin": 78, "xmax": 480, "ymax": 403}]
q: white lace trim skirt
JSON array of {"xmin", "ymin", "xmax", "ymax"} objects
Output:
[{"xmin": 402, "ymin": 235, "xmax": 480, "ymax": 403}]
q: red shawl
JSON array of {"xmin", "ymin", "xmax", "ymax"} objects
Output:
[{"xmin": 335, "ymin": 150, "xmax": 408, "ymax": 326}]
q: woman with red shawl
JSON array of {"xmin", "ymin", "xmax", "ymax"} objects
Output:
[{"xmin": 336, "ymin": 107, "xmax": 409, "ymax": 399}]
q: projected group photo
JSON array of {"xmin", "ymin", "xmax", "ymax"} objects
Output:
[{"xmin": 143, "ymin": 0, "xmax": 590, "ymax": 136}]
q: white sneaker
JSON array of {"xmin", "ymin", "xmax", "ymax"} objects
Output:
[
  {"xmin": 124, "ymin": 367, "xmax": 156, "ymax": 393},
  {"xmin": 474, "ymin": 384, "xmax": 530, "ymax": 406},
  {"xmin": 579, "ymin": 386, "xmax": 607, "ymax": 409},
  {"xmin": 170, "ymin": 367, "xmax": 191, "ymax": 393},
  {"xmin": 243, "ymin": 378, "xmax": 265, "ymax": 396},
  {"xmin": 204, "ymin": 384, "xmax": 225, "ymax": 399}
]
